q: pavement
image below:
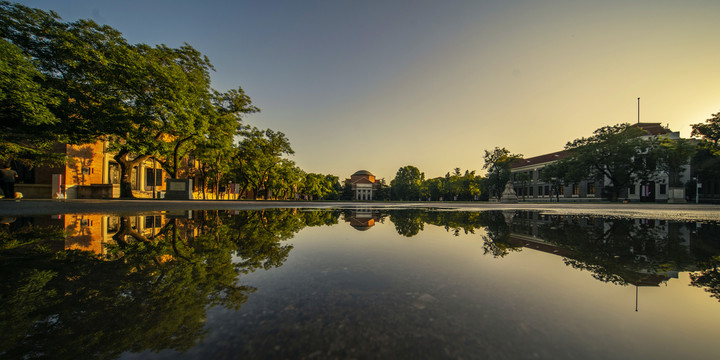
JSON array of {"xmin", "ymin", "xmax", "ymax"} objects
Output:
[{"xmin": 1, "ymin": 199, "xmax": 720, "ymax": 221}]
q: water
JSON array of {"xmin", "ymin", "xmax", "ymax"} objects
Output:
[{"xmin": 1, "ymin": 208, "xmax": 719, "ymax": 359}]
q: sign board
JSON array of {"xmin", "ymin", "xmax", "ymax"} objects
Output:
[
  {"xmin": 164, "ymin": 179, "xmax": 193, "ymax": 200},
  {"xmin": 168, "ymin": 181, "xmax": 187, "ymax": 191}
]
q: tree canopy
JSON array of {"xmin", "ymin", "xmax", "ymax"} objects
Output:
[
  {"xmin": 482, "ymin": 147, "xmax": 522, "ymax": 200},
  {"xmin": 561, "ymin": 124, "xmax": 660, "ymax": 201},
  {"xmin": 390, "ymin": 165, "xmax": 424, "ymax": 201}
]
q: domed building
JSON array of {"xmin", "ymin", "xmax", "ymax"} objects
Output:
[{"xmin": 347, "ymin": 170, "xmax": 380, "ymax": 201}]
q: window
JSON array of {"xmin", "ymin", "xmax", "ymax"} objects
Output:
[
  {"xmin": 131, "ymin": 166, "xmax": 138, "ymax": 190},
  {"xmin": 146, "ymin": 168, "xmax": 163, "ymax": 187},
  {"xmin": 108, "ymin": 163, "xmax": 120, "ymax": 184},
  {"xmin": 572, "ymin": 183, "xmax": 580, "ymax": 195},
  {"xmin": 145, "ymin": 215, "xmax": 161, "ymax": 228},
  {"xmin": 545, "ymin": 185, "xmax": 550, "ymax": 196},
  {"xmin": 587, "ymin": 182, "xmax": 595, "ymax": 195},
  {"xmin": 107, "ymin": 217, "xmax": 119, "ymax": 232},
  {"xmin": 528, "ymin": 187, "xmax": 533, "ymax": 196},
  {"xmin": 629, "ymin": 184, "xmax": 636, "ymax": 195},
  {"xmin": 659, "ymin": 184, "xmax": 666, "ymax": 195}
]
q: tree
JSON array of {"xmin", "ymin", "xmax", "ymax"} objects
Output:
[
  {"xmin": 0, "ymin": 38, "xmax": 61, "ymax": 165},
  {"xmin": 539, "ymin": 156, "xmax": 587, "ymax": 202},
  {"xmin": 424, "ymin": 177, "xmax": 445, "ymax": 201},
  {"xmin": 691, "ymin": 112, "xmax": 720, "ymax": 147},
  {"xmin": 235, "ymin": 128, "xmax": 294, "ymax": 199},
  {"xmin": 690, "ymin": 112, "xmax": 720, "ymax": 201},
  {"xmin": 374, "ymin": 178, "xmax": 390, "ymax": 200},
  {"xmin": 562, "ymin": 124, "xmax": 660, "ymax": 201},
  {"xmin": 193, "ymin": 88, "xmax": 260, "ymax": 199},
  {"xmin": 482, "ymin": 147, "xmax": 522, "ymax": 200},
  {"xmin": 390, "ymin": 165, "xmax": 424, "ymax": 201},
  {"xmin": 109, "ymin": 43, "xmax": 223, "ymax": 198},
  {"xmin": 515, "ymin": 172, "xmax": 530, "ymax": 201},
  {"xmin": 1, "ymin": 3, "xmax": 260, "ymax": 198},
  {"xmin": 657, "ymin": 137, "xmax": 696, "ymax": 187}
]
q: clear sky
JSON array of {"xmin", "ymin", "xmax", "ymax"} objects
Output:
[{"xmin": 16, "ymin": 0, "xmax": 720, "ymax": 180}]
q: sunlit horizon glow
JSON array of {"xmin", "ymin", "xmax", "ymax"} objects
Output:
[{"xmin": 16, "ymin": 0, "xmax": 720, "ymax": 180}]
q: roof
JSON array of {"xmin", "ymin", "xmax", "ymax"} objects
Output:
[
  {"xmin": 511, "ymin": 150, "xmax": 569, "ymax": 169},
  {"xmin": 352, "ymin": 170, "xmax": 374, "ymax": 177},
  {"xmin": 511, "ymin": 123, "xmax": 672, "ymax": 169},
  {"xmin": 351, "ymin": 177, "xmax": 375, "ymax": 185},
  {"xmin": 633, "ymin": 123, "xmax": 670, "ymax": 136}
]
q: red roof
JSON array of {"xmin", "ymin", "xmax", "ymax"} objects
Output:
[
  {"xmin": 511, "ymin": 123, "xmax": 670, "ymax": 169},
  {"xmin": 511, "ymin": 150, "xmax": 569, "ymax": 169},
  {"xmin": 633, "ymin": 123, "xmax": 670, "ymax": 136}
]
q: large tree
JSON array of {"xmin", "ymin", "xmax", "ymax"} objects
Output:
[
  {"xmin": 482, "ymin": 147, "xmax": 522, "ymax": 200},
  {"xmin": 657, "ymin": 137, "xmax": 696, "ymax": 187},
  {"xmin": 0, "ymin": 38, "xmax": 61, "ymax": 165},
  {"xmin": 1, "ymin": 2, "xmax": 260, "ymax": 198},
  {"xmin": 0, "ymin": 2, "xmax": 141, "ymax": 163},
  {"xmin": 562, "ymin": 124, "xmax": 660, "ymax": 201},
  {"xmin": 690, "ymin": 112, "xmax": 720, "ymax": 198},
  {"xmin": 691, "ymin": 112, "xmax": 720, "ymax": 147},
  {"xmin": 390, "ymin": 165, "xmax": 424, "ymax": 201},
  {"xmin": 235, "ymin": 128, "xmax": 294, "ymax": 199}
]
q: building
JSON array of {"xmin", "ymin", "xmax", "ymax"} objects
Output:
[
  {"xmin": 15, "ymin": 140, "xmax": 168, "ymax": 199},
  {"xmin": 344, "ymin": 209, "xmax": 382, "ymax": 230},
  {"xmin": 509, "ymin": 123, "xmax": 690, "ymax": 202},
  {"xmin": 346, "ymin": 170, "xmax": 380, "ymax": 201}
]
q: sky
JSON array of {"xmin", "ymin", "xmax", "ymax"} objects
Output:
[{"xmin": 16, "ymin": 0, "xmax": 720, "ymax": 180}]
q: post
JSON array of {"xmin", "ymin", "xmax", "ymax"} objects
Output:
[
  {"xmin": 637, "ymin": 97, "xmax": 640, "ymax": 124},
  {"xmin": 152, "ymin": 158, "xmax": 157, "ymax": 199},
  {"xmin": 696, "ymin": 176, "xmax": 700, "ymax": 204}
]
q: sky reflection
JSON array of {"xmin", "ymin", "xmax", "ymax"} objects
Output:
[{"xmin": 2, "ymin": 209, "xmax": 719, "ymax": 359}]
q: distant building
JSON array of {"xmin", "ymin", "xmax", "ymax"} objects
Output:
[
  {"xmin": 346, "ymin": 170, "xmax": 380, "ymax": 201},
  {"xmin": 509, "ymin": 123, "xmax": 689, "ymax": 202}
]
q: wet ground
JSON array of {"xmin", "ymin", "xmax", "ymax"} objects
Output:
[{"xmin": 2, "ymin": 208, "xmax": 720, "ymax": 359}]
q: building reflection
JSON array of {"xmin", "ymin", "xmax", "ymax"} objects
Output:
[
  {"xmin": 62, "ymin": 213, "xmax": 183, "ymax": 254},
  {"xmin": 344, "ymin": 209, "xmax": 383, "ymax": 231},
  {"xmin": 504, "ymin": 211, "xmax": 692, "ymax": 287}
]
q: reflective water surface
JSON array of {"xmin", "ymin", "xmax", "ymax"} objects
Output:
[{"xmin": 1, "ymin": 208, "xmax": 719, "ymax": 359}]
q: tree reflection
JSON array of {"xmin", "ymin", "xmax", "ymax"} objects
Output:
[
  {"xmin": 389, "ymin": 210, "xmax": 425, "ymax": 237},
  {"xmin": 384, "ymin": 210, "xmax": 522, "ymax": 257},
  {"xmin": 0, "ymin": 209, "xmax": 340, "ymax": 359},
  {"xmin": 688, "ymin": 223, "xmax": 720, "ymax": 301},
  {"xmin": 382, "ymin": 209, "xmax": 720, "ymax": 301}
]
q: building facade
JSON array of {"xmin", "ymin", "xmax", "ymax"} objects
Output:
[
  {"xmin": 346, "ymin": 170, "xmax": 380, "ymax": 201},
  {"xmin": 16, "ymin": 140, "xmax": 167, "ymax": 199},
  {"xmin": 509, "ymin": 123, "xmax": 690, "ymax": 202}
]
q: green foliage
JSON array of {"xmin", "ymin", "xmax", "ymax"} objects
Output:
[
  {"xmin": 483, "ymin": 147, "xmax": 522, "ymax": 200},
  {"xmin": 562, "ymin": 124, "xmax": 660, "ymax": 201},
  {"xmin": 0, "ymin": 209, "xmax": 339, "ymax": 358},
  {"xmin": 691, "ymin": 112, "xmax": 720, "ymax": 147},
  {"xmin": 390, "ymin": 165, "xmax": 424, "ymax": 200},
  {"xmin": 689, "ymin": 112, "xmax": 720, "ymax": 191},
  {"xmin": 0, "ymin": 38, "xmax": 62, "ymax": 165},
  {"xmin": 234, "ymin": 127, "xmax": 294, "ymax": 199},
  {"xmin": 0, "ymin": 2, "xmax": 265, "ymax": 198},
  {"xmin": 656, "ymin": 137, "xmax": 696, "ymax": 186}
]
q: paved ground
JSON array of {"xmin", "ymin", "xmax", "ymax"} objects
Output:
[{"xmin": 1, "ymin": 199, "xmax": 720, "ymax": 221}]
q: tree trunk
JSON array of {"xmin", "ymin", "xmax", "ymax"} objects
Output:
[{"xmin": 114, "ymin": 150, "xmax": 151, "ymax": 199}]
